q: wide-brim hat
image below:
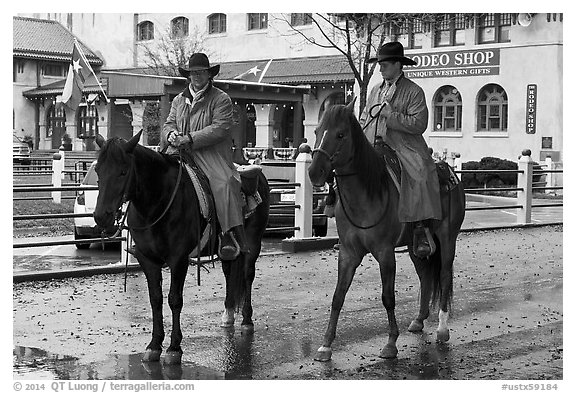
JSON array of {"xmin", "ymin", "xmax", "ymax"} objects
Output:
[
  {"xmin": 178, "ymin": 53, "xmax": 220, "ymax": 78},
  {"xmin": 367, "ymin": 42, "xmax": 417, "ymax": 66}
]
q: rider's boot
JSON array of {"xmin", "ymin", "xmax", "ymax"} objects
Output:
[
  {"xmin": 413, "ymin": 221, "xmax": 436, "ymax": 259},
  {"xmin": 218, "ymin": 225, "xmax": 250, "ymax": 261}
]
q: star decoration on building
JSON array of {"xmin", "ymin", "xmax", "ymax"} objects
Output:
[{"xmin": 346, "ymin": 87, "xmax": 354, "ymax": 97}]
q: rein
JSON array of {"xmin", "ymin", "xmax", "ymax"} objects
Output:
[
  {"xmin": 312, "ymin": 106, "xmax": 390, "ymax": 229},
  {"xmin": 126, "ymin": 152, "xmax": 184, "ymax": 231}
]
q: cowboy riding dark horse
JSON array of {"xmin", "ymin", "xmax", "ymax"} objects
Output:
[{"xmin": 361, "ymin": 41, "xmax": 441, "ymax": 258}]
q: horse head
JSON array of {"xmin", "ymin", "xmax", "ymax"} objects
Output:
[
  {"xmin": 309, "ymin": 99, "xmax": 356, "ymax": 187},
  {"xmin": 93, "ymin": 130, "xmax": 142, "ymax": 233}
]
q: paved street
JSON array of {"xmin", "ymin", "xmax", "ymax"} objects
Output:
[{"xmin": 13, "ymin": 225, "xmax": 563, "ymax": 381}]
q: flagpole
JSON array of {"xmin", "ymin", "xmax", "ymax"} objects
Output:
[
  {"xmin": 74, "ymin": 39, "xmax": 109, "ymax": 103},
  {"xmin": 258, "ymin": 59, "xmax": 273, "ymax": 83}
]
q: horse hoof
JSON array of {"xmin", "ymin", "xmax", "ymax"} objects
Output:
[
  {"xmin": 221, "ymin": 310, "xmax": 235, "ymax": 328},
  {"xmin": 408, "ymin": 319, "xmax": 424, "ymax": 332},
  {"xmin": 379, "ymin": 344, "xmax": 398, "ymax": 359},
  {"xmin": 164, "ymin": 351, "xmax": 182, "ymax": 365},
  {"xmin": 241, "ymin": 324, "xmax": 254, "ymax": 334},
  {"xmin": 142, "ymin": 349, "xmax": 162, "ymax": 362},
  {"xmin": 314, "ymin": 346, "xmax": 332, "ymax": 362},
  {"xmin": 436, "ymin": 329, "xmax": 450, "ymax": 343}
]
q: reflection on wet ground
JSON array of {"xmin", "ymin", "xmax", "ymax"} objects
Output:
[{"xmin": 13, "ymin": 346, "xmax": 225, "ymax": 380}]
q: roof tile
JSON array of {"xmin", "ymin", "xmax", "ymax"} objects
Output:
[{"xmin": 13, "ymin": 16, "xmax": 103, "ymax": 65}]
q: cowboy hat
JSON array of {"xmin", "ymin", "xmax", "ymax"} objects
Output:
[
  {"xmin": 367, "ymin": 42, "xmax": 417, "ymax": 66},
  {"xmin": 178, "ymin": 53, "xmax": 220, "ymax": 78}
]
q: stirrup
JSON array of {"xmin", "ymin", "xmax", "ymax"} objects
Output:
[
  {"xmin": 413, "ymin": 225, "xmax": 436, "ymax": 258},
  {"xmin": 218, "ymin": 232, "xmax": 240, "ymax": 261}
]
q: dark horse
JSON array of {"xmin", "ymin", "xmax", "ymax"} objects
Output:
[
  {"xmin": 93, "ymin": 131, "xmax": 270, "ymax": 364},
  {"xmin": 308, "ymin": 101, "xmax": 465, "ymax": 361}
]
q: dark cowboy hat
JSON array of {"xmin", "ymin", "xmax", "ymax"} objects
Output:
[
  {"xmin": 367, "ymin": 42, "xmax": 417, "ymax": 66},
  {"xmin": 178, "ymin": 53, "xmax": 220, "ymax": 78}
]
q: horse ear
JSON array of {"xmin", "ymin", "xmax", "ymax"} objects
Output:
[
  {"xmin": 345, "ymin": 97, "xmax": 357, "ymax": 114},
  {"xmin": 95, "ymin": 133, "xmax": 106, "ymax": 148},
  {"xmin": 125, "ymin": 130, "xmax": 143, "ymax": 153}
]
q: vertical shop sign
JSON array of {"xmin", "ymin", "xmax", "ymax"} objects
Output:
[{"xmin": 526, "ymin": 84, "xmax": 537, "ymax": 134}]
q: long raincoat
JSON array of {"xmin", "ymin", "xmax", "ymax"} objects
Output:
[
  {"xmin": 360, "ymin": 73, "xmax": 442, "ymax": 223},
  {"xmin": 161, "ymin": 82, "xmax": 243, "ymax": 233}
]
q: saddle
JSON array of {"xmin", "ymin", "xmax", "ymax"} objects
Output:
[
  {"xmin": 181, "ymin": 159, "xmax": 263, "ymax": 258},
  {"xmin": 374, "ymin": 142, "xmax": 460, "ymax": 250},
  {"xmin": 373, "ymin": 142, "xmax": 460, "ymax": 195}
]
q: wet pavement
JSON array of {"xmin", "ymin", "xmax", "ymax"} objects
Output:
[{"xmin": 13, "ymin": 225, "xmax": 563, "ymax": 380}]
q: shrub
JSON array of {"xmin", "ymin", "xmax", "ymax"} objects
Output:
[{"xmin": 461, "ymin": 157, "xmax": 518, "ymax": 189}]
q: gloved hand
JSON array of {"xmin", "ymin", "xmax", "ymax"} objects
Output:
[{"xmin": 168, "ymin": 131, "xmax": 192, "ymax": 147}]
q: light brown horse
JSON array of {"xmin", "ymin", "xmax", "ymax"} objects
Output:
[{"xmin": 308, "ymin": 101, "xmax": 465, "ymax": 361}]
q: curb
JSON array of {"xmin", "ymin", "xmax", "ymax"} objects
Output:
[
  {"xmin": 13, "ymin": 250, "xmax": 290, "ymax": 283},
  {"xmin": 13, "ymin": 223, "xmax": 561, "ymax": 283}
]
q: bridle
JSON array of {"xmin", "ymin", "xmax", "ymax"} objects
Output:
[
  {"xmin": 100, "ymin": 148, "xmax": 184, "ymax": 239},
  {"xmin": 311, "ymin": 105, "xmax": 390, "ymax": 229}
]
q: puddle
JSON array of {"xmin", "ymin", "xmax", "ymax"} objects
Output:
[{"xmin": 13, "ymin": 346, "xmax": 225, "ymax": 380}]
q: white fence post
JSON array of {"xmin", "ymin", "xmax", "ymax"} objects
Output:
[
  {"xmin": 453, "ymin": 153, "xmax": 462, "ymax": 180},
  {"xmin": 517, "ymin": 149, "xmax": 533, "ymax": 225},
  {"xmin": 51, "ymin": 152, "xmax": 63, "ymax": 204},
  {"xmin": 545, "ymin": 155, "xmax": 554, "ymax": 194},
  {"xmin": 294, "ymin": 147, "xmax": 313, "ymax": 238}
]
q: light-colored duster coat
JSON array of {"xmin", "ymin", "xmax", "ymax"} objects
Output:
[
  {"xmin": 360, "ymin": 73, "xmax": 442, "ymax": 223},
  {"xmin": 161, "ymin": 82, "xmax": 243, "ymax": 233}
]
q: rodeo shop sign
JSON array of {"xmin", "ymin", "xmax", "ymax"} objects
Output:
[{"xmin": 405, "ymin": 49, "xmax": 500, "ymax": 79}]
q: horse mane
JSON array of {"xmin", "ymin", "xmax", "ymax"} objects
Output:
[
  {"xmin": 323, "ymin": 105, "xmax": 388, "ymax": 200},
  {"xmin": 97, "ymin": 137, "xmax": 174, "ymax": 169}
]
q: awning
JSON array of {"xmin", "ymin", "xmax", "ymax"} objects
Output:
[
  {"xmin": 218, "ymin": 55, "xmax": 354, "ymax": 85},
  {"xmin": 22, "ymin": 73, "xmax": 108, "ymax": 99}
]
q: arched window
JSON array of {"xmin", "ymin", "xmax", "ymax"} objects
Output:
[
  {"xmin": 171, "ymin": 16, "xmax": 189, "ymax": 38},
  {"xmin": 137, "ymin": 21, "xmax": 154, "ymax": 41},
  {"xmin": 318, "ymin": 92, "xmax": 346, "ymax": 121},
  {"xmin": 46, "ymin": 105, "xmax": 66, "ymax": 138},
  {"xmin": 77, "ymin": 105, "xmax": 98, "ymax": 139},
  {"xmin": 433, "ymin": 85, "xmax": 462, "ymax": 131},
  {"xmin": 477, "ymin": 84, "xmax": 508, "ymax": 131},
  {"xmin": 208, "ymin": 13, "xmax": 226, "ymax": 34}
]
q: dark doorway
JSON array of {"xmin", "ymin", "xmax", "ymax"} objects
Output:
[
  {"xmin": 110, "ymin": 102, "xmax": 133, "ymax": 141},
  {"xmin": 47, "ymin": 105, "xmax": 66, "ymax": 150}
]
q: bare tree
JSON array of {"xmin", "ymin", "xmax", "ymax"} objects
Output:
[
  {"xmin": 137, "ymin": 25, "xmax": 208, "ymax": 77},
  {"xmin": 272, "ymin": 13, "xmax": 441, "ymax": 113}
]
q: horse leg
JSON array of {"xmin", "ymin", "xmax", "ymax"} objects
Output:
[
  {"xmin": 240, "ymin": 250, "xmax": 258, "ymax": 334},
  {"xmin": 375, "ymin": 247, "xmax": 399, "ymax": 358},
  {"xmin": 407, "ymin": 253, "xmax": 433, "ymax": 333},
  {"xmin": 220, "ymin": 261, "xmax": 236, "ymax": 328},
  {"xmin": 139, "ymin": 257, "xmax": 164, "ymax": 362},
  {"xmin": 314, "ymin": 250, "xmax": 362, "ymax": 362},
  {"xmin": 165, "ymin": 258, "xmax": 189, "ymax": 365},
  {"xmin": 436, "ymin": 237, "xmax": 456, "ymax": 343}
]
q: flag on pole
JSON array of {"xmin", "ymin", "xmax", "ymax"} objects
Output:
[
  {"xmin": 61, "ymin": 39, "xmax": 108, "ymax": 111},
  {"xmin": 233, "ymin": 59, "xmax": 273, "ymax": 83}
]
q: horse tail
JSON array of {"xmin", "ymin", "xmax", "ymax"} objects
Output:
[
  {"xmin": 224, "ymin": 257, "xmax": 247, "ymax": 312},
  {"xmin": 223, "ymin": 171, "xmax": 271, "ymax": 312},
  {"xmin": 427, "ymin": 240, "xmax": 453, "ymax": 312}
]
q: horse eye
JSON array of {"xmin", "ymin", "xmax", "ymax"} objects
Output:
[
  {"xmin": 337, "ymin": 132, "xmax": 344, "ymax": 139},
  {"xmin": 120, "ymin": 170, "xmax": 127, "ymax": 176}
]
